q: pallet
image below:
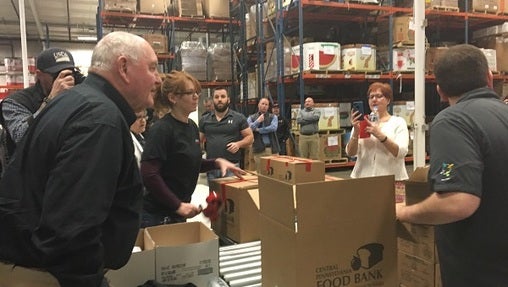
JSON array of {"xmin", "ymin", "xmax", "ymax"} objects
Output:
[
  {"xmin": 318, "ymin": 129, "xmax": 346, "ymax": 135},
  {"xmin": 301, "ymin": 70, "xmax": 344, "ymax": 75},
  {"xmin": 471, "ymin": 8, "xmax": 499, "ymax": 14},
  {"xmin": 323, "ymin": 157, "xmax": 349, "ymax": 165},
  {"xmin": 430, "ymin": 5, "xmax": 460, "ymax": 12}
]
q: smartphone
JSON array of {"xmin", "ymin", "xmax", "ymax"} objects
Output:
[{"xmin": 352, "ymin": 101, "xmax": 365, "ymax": 120}]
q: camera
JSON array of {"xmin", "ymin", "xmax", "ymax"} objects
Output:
[{"xmin": 52, "ymin": 68, "xmax": 86, "ymax": 84}]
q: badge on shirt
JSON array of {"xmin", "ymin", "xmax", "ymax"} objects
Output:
[{"xmin": 439, "ymin": 162, "xmax": 454, "ymax": 182}]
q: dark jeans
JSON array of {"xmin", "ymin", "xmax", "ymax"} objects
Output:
[
  {"xmin": 140, "ymin": 211, "xmax": 184, "ymax": 228},
  {"xmin": 278, "ymin": 139, "xmax": 287, "ymax": 155}
]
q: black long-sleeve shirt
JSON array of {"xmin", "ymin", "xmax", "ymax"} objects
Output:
[{"xmin": 0, "ymin": 73, "xmax": 143, "ymax": 287}]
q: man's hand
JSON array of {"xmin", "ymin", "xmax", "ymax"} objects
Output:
[
  {"xmin": 256, "ymin": 113, "xmax": 265, "ymax": 123},
  {"xmin": 47, "ymin": 70, "xmax": 75, "ymax": 99},
  {"xmin": 226, "ymin": 142, "xmax": 240, "ymax": 154}
]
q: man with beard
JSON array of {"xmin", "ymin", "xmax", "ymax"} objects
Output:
[{"xmin": 199, "ymin": 87, "xmax": 253, "ymax": 184}]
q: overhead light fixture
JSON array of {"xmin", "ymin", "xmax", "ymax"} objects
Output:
[{"xmin": 77, "ymin": 36, "xmax": 97, "ymax": 41}]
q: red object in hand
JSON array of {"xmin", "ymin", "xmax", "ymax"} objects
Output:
[{"xmin": 202, "ymin": 190, "xmax": 223, "ymax": 221}]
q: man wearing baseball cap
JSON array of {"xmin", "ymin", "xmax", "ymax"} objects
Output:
[{"xmin": 0, "ymin": 48, "xmax": 77, "ymax": 173}]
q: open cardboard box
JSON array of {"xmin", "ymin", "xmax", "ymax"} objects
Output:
[
  {"xmin": 105, "ymin": 229, "xmax": 155, "ymax": 287},
  {"xmin": 258, "ymin": 174, "xmax": 398, "ymax": 287},
  {"xmin": 144, "ymin": 222, "xmax": 219, "ymax": 286}
]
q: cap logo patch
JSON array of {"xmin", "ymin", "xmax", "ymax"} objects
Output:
[{"xmin": 53, "ymin": 51, "xmax": 71, "ymax": 63}]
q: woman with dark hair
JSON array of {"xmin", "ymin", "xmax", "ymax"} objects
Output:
[
  {"xmin": 140, "ymin": 70, "xmax": 244, "ymax": 227},
  {"xmin": 345, "ymin": 82, "xmax": 409, "ymax": 182}
]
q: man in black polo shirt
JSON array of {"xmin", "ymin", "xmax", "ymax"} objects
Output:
[{"xmin": 199, "ymin": 87, "xmax": 253, "ymax": 184}]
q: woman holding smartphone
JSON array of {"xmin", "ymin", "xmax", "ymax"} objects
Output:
[{"xmin": 345, "ymin": 82, "xmax": 410, "ymax": 200}]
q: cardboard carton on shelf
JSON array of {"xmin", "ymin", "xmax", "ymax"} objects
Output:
[{"xmin": 103, "ymin": 0, "xmax": 137, "ymax": 13}]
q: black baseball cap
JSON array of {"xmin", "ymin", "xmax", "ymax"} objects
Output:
[{"xmin": 36, "ymin": 48, "xmax": 75, "ymax": 74}]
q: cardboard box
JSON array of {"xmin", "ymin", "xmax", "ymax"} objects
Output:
[
  {"xmin": 425, "ymin": 46, "xmax": 448, "ymax": 72},
  {"xmin": 405, "ymin": 166, "xmax": 432, "ymax": 206},
  {"xmin": 144, "ymin": 222, "xmax": 219, "ymax": 286},
  {"xmin": 291, "ymin": 42, "xmax": 341, "ymax": 72},
  {"xmin": 315, "ymin": 102, "xmax": 341, "ymax": 131},
  {"xmin": 208, "ymin": 176, "xmax": 259, "ymax": 238},
  {"xmin": 393, "ymin": 15, "xmax": 414, "ymax": 45},
  {"xmin": 258, "ymin": 175, "xmax": 398, "ymax": 287},
  {"xmin": 341, "ymin": 44, "xmax": 377, "ymax": 72},
  {"xmin": 258, "ymin": 155, "xmax": 325, "ymax": 184},
  {"xmin": 139, "ymin": 0, "xmax": 167, "ymax": 14},
  {"xmin": 397, "ymin": 221, "xmax": 438, "ymax": 263},
  {"xmin": 202, "ymin": 0, "xmax": 229, "ymax": 18},
  {"xmin": 105, "ymin": 229, "xmax": 155, "ymax": 287},
  {"xmin": 475, "ymin": 33, "xmax": 508, "ymax": 72},
  {"xmin": 399, "ymin": 252, "xmax": 442, "ymax": 287},
  {"xmin": 142, "ymin": 34, "xmax": 168, "ymax": 54},
  {"xmin": 104, "ymin": 0, "xmax": 137, "ymax": 12},
  {"xmin": 177, "ymin": 0, "xmax": 204, "ymax": 17},
  {"xmin": 223, "ymin": 187, "xmax": 260, "ymax": 243},
  {"xmin": 502, "ymin": 0, "xmax": 508, "ymax": 13},
  {"xmin": 392, "ymin": 101, "xmax": 415, "ymax": 126},
  {"xmin": 319, "ymin": 132, "xmax": 342, "ymax": 161},
  {"xmin": 472, "ymin": 0, "xmax": 499, "ymax": 13}
]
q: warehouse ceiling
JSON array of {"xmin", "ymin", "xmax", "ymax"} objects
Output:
[{"xmin": 0, "ymin": 0, "xmax": 100, "ymax": 43}]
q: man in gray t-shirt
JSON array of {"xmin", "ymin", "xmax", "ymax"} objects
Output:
[{"xmin": 199, "ymin": 87, "xmax": 253, "ymax": 183}]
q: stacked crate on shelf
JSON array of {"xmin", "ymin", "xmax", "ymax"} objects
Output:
[
  {"xmin": 208, "ymin": 42, "xmax": 233, "ymax": 81},
  {"xmin": 473, "ymin": 22, "xmax": 508, "ymax": 73},
  {"xmin": 290, "ymin": 42, "xmax": 341, "ymax": 73},
  {"xmin": 177, "ymin": 41, "xmax": 208, "ymax": 81},
  {"xmin": 468, "ymin": 0, "xmax": 500, "ymax": 13},
  {"xmin": 103, "ymin": 0, "xmax": 137, "ymax": 13},
  {"xmin": 1, "ymin": 57, "xmax": 36, "ymax": 99}
]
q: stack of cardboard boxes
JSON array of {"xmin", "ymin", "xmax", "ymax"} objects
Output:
[
  {"xmin": 398, "ymin": 167, "xmax": 442, "ymax": 287},
  {"xmin": 257, "ymin": 155, "xmax": 398, "ymax": 287}
]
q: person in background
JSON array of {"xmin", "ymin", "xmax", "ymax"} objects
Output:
[
  {"xmin": 345, "ymin": 82, "xmax": 409, "ymax": 183},
  {"xmin": 0, "ymin": 48, "xmax": 79, "ymax": 170},
  {"xmin": 397, "ymin": 44, "xmax": 508, "ymax": 286},
  {"xmin": 247, "ymin": 97, "xmax": 279, "ymax": 170},
  {"xmin": 0, "ymin": 31, "xmax": 161, "ymax": 287},
  {"xmin": 272, "ymin": 102, "xmax": 291, "ymax": 155},
  {"xmin": 296, "ymin": 97, "xmax": 320, "ymax": 159},
  {"xmin": 131, "ymin": 109, "xmax": 148, "ymax": 167},
  {"xmin": 201, "ymin": 96, "xmax": 214, "ymax": 117},
  {"xmin": 140, "ymin": 71, "xmax": 244, "ymax": 227},
  {"xmin": 199, "ymin": 87, "xmax": 253, "ymax": 184}
]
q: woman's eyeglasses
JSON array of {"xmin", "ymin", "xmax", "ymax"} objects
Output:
[
  {"xmin": 176, "ymin": 90, "xmax": 200, "ymax": 97},
  {"xmin": 368, "ymin": 93, "xmax": 385, "ymax": 100}
]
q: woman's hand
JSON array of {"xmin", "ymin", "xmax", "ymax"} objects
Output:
[
  {"xmin": 215, "ymin": 158, "xmax": 246, "ymax": 179},
  {"xmin": 176, "ymin": 202, "xmax": 202, "ymax": 218},
  {"xmin": 350, "ymin": 109, "xmax": 362, "ymax": 137}
]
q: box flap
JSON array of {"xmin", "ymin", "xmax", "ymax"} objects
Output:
[
  {"xmin": 408, "ymin": 166, "xmax": 429, "ymax": 182},
  {"xmin": 296, "ymin": 176, "xmax": 395, "ymax": 232},
  {"xmin": 145, "ymin": 221, "xmax": 217, "ymax": 248},
  {"xmin": 258, "ymin": 175, "xmax": 297, "ymax": 230}
]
